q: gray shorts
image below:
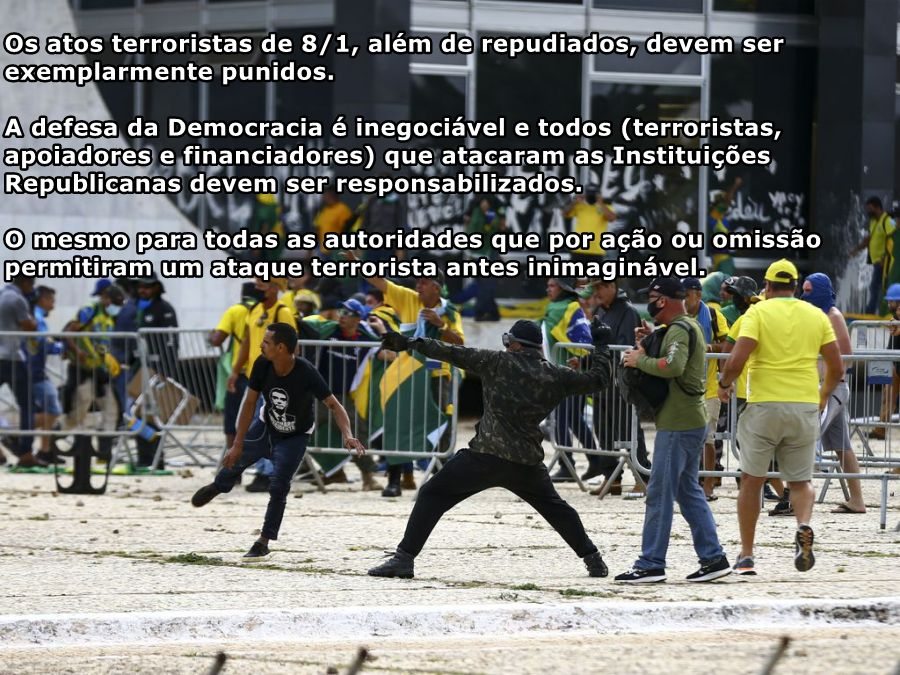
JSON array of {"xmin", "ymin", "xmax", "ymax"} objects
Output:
[
  {"xmin": 737, "ymin": 402, "xmax": 819, "ymax": 482},
  {"xmin": 820, "ymin": 381, "xmax": 852, "ymax": 453}
]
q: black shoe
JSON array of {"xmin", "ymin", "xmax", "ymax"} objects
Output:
[
  {"xmin": 35, "ymin": 450, "xmax": 63, "ymax": 465},
  {"xmin": 381, "ymin": 482, "xmax": 401, "ymax": 498},
  {"xmin": 245, "ymin": 474, "xmax": 270, "ymax": 492},
  {"xmin": 580, "ymin": 468, "xmax": 603, "ymax": 482},
  {"xmin": 614, "ymin": 567, "xmax": 666, "ymax": 584},
  {"xmin": 242, "ymin": 541, "xmax": 270, "ymax": 562},
  {"xmin": 768, "ymin": 501, "xmax": 794, "ymax": 517},
  {"xmin": 686, "ymin": 555, "xmax": 732, "ymax": 583},
  {"xmin": 368, "ymin": 549, "xmax": 414, "ymax": 578},
  {"xmin": 763, "ymin": 484, "xmax": 781, "ymax": 502},
  {"xmin": 794, "ymin": 525, "xmax": 815, "ymax": 572},
  {"xmin": 191, "ymin": 483, "xmax": 220, "ymax": 507},
  {"xmin": 583, "ymin": 551, "xmax": 608, "ymax": 578},
  {"xmin": 550, "ymin": 467, "xmax": 576, "ymax": 483}
]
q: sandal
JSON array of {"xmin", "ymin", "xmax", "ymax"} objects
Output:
[
  {"xmin": 705, "ymin": 494, "xmax": 718, "ymax": 502},
  {"xmin": 830, "ymin": 503, "xmax": 865, "ymax": 514}
]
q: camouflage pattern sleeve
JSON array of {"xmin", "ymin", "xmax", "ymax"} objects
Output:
[{"xmin": 413, "ymin": 338, "xmax": 499, "ymax": 376}]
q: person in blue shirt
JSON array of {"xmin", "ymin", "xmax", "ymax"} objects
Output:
[{"xmin": 26, "ymin": 286, "xmax": 63, "ymax": 463}]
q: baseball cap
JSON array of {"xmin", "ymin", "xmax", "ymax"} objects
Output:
[
  {"xmin": 92, "ymin": 278, "xmax": 112, "ymax": 296},
  {"xmin": 723, "ymin": 276, "xmax": 759, "ymax": 300},
  {"xmin": 341, "ymin": 298, "xmax": 369, "ymax": 318},
  {"xmin": 639, "ymin": 277, "xmax": 686, "ymax": 300},
  {"xmin": 764, "ymin": 259, "xmax": 799, "ymax": 283},
  {"xmin": 680, "ymin": 277, "xmax": 702, "ymax": 292}
]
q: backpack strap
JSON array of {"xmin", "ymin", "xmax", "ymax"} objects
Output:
[{"xmin": 668, "ymin": 320, "xmax": 705, "ymax": 397}]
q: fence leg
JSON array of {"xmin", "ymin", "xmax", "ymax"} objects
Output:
[
  {"xmin": 595, "ymin": 457, "xmax": 626, "ymax": 500},
  {"xmin": 880, "ymin": 474, "xmax": 889, "ymax": 530},
  {"xmin": 54, "ymin": 436, "xmax": 108, "ymax": 495}
]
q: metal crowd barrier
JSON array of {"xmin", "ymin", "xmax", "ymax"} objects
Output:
[
  {"xmin": 297, "ymin": 339, "xmax": 460, "ymax": 481},
  {"xmin": 550, "ymin": 341, "xmax": 900, "ymax": 529},
  {"xmin": 127, "ymin": 331, "xmax": 461, "ymax": 483},
  {"xmin": 0, "ymin": 329, "xmax": 151, "ymax": 493}
]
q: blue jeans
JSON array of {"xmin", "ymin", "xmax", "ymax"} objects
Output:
[
  {"xmin": 867, "ymin": 262, "xmax": 883, "ymax": 314},
  {"xmin": 0, "ymin": 359, "xmax": 33, "ymax": 456},
  {"xmin": 636, "ymin": 427, "xmax": 723, "ymax": 570},
  {"xmin": 214, "ymin": 419, "xmax": 308, "ymax": 540}
]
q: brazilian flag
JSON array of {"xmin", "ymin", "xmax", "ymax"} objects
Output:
[{"xmin": 379, "ymin": 351, "xmax": 448, "ymax": 465}]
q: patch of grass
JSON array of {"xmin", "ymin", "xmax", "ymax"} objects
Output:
[
  {"xmin": 26, "ymin": 513, "xmax": 49, "ymax": 521},
  {"xmin": 557, "ymin": 588, "xmax": 616, "ymax": 599},
  {"xmin": 164, "ymin": 552, "xmax": 226, "ymax": 566},
  {"xmin": 510, "ymin": 583, "xmax": 542, "ymax": 591}
]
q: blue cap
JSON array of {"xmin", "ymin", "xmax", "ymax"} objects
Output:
[
  {"xmin": 341, "ymin": 298, "xmax": 369, "ymax": 318},
  {"xmin": 680, "ymin": 277, "xmax": 702, "ymax": 291},
  {"xmin": 92, "ymin": 279, "xmax": 112, "ymax": 296}
]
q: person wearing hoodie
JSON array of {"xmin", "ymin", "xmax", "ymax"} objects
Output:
[{"xmin": 801, "ymin": 273, "xmax": 865, "ymax": 514}]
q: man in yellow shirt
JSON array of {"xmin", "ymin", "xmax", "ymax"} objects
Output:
[
  {"xmin": 719, "ymin": 259, "xmax": 843, "ymax": 576},
  {"xmin": 209, "ymin": 282, "xmax": 262, "ymax": 451},
  {"xmin": 852, "ymin": 196, "xmax": 896, "ymax": 314},
  {"xmin": 227, "ymin": 277, "xmax": 297, "ymax": 492},
  {"xmin": 564, "ymin": 185, "xmax": 615, "ymax": 266},
  {"xmin": 314, "ymin": 189, "xmax": 353, "ymax": 253}
]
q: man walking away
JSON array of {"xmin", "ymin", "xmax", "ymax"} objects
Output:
[
  {"xmin": 615, "ymin": 278, "xmax": 730, "ymax": 584},
  {"xmin": 718, "ymin": 260, "xmax": 843, "ymax": 575},
  {"xmin": 192, "ymin": 323, "xmax": 365, "ymax": 561},
  {"xmin": 368, "ymin": 318, "xmax": 614, "ymax": 579}
]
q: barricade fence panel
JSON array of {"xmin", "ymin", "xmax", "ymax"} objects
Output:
[
  {"xmin": 0, "ymin": 330, "xmax": 148, "ymax": 459},
  {"xmin": 118, "ymin": 332, "xmax": 461, "ymax": 471},
  {"xmin": 551, "ymin": 341, "xmax": 900, "ymax": 527},
  {"xmin": 296, "ymin": 339, "xmax": 459, "ymax": 463}
]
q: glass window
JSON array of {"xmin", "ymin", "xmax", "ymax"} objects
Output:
[
  {"xmin": 410, "ymin": 32, "xmax": 468, "ymax": 67},
  {"xmin": 408, "ymin": 74, "xmax": 468, "ymax": 238},
  {"xmin": 593, "ymin": 0, "xmax": 702, "ymax": 12},
  {"xmin": 594, "ymin": 50, "xmax": 701, "ymax": 76},
  {"xmin": 590, "ymin": 82, "xmax": 700, "ymax": 264},
  {"xmin": 143, "ymin": 49, "xmax": 202, "ymax": 155},
  {"xmin": 90, "ymin": 46, "xmax": 135, "ymax": 128},
  {"xmin": 714, "ymin": 0, "xmax": 814, "ymax": 13},
  {"xmin": 476, "ymin": 45, "xmax": 581, "ymax": 152},
  {"xmin": 709, "ymin": 47, "xmax": 816, "ymax": 258}
]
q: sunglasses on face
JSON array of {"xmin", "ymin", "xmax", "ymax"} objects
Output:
[{"xmin": 339, "ymin": 309, "xmax": 360, "ymax": 318}]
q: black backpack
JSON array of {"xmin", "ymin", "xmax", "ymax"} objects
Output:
[{"xmin": 617, "ymin": 319, "xmax": 704, "ymax": 420}]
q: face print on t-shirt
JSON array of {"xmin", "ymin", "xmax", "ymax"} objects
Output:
[{"xmin": 268, "ymin": 387, "xmax": 296, "ymax": 434}]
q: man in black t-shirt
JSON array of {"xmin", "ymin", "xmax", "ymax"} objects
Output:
[{"xmin": 191, "ymin": 322, "xmax": 365, "ymax": 561}]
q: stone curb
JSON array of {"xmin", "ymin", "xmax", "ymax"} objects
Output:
[{"xmin": 1, "ymin": 597, "xmax": 898, "ymax": 649}]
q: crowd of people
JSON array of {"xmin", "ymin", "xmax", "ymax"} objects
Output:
[{"xmin": 0, "ymin": 273, "xmax": 176, "ymax": 469}]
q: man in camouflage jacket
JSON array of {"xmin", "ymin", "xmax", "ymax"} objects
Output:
[{"xmin": 368, "ymin": 318, "xmax": 614, "ymax": 579}]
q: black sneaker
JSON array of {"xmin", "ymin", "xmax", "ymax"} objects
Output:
[
  {"xmin": 245, "ymin": 474, "xmax": 270, "ymax": 493},
  {"xmin": 768, "ymin": 501, "xmax": 794, "ymax": 517},
  {"xmin": 686, "ymin": 555, "xmax": 732, "ymax": 582},
  {"xmin": 242, "ymin": 541, "xmax": 270, "ymax": 562},
  {"xmin": 368, "ymin": 549, "xmax": 414, "ymax": 578},
  {"xmin": 794, "ymin": 525, "xmax": 815, "ymax": 572},
  {"xmin": 191, "ymin": 483, "xmax": 220, "ymax": 508},
  {"xmin": 763, "ymin": 484, "xmax": 781, "ymax": 502},
  {"xmin": 614, "ymin": 567, "xmax": 666, "ymax": 584},
  {"xmin": 583, "ymin": 551, "xmax": 608, "ymax": 578},
  {"xmin": 381, "ymin": 482, "xmax": 401, "ymax": 498}
]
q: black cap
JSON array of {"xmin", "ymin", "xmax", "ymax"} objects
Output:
[
  {"xmin": 723, "ymin": 276, "xmax": 758, "ymax": 299},
  {"xmin": 104, "ymin": 284, "xmax": 125, "ymax": 305},
  {"xmin": 639, "ymin": 277, "xmax": 686, "ymax": 300},
  {"xmin": 137, "ymin": 271, "xmax": 165, "ymax": 294},
  {"xmin": 507, "ymin": 320, "xmax": 543, "ymax": 349},
  {"xmin": 680, "ymin": 277, "xmax": 702, "ymax": 292},
  {"xmin": 241, "ymin": 282, "xmax": 258, "ymax": 298}
]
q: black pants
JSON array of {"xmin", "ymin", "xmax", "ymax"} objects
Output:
[
  {"xmin": 397, "ymin": 449, "xmax": 598, "ymax": 558},
  {"xmin": 592, "ymin": 395, "xmax": 650, "ymax": 479}
]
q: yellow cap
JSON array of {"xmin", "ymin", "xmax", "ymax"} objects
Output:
[
  {"xmin": 271, "ymin": 277, "xmax": 289, "ymax": 292},
  {"xmin": 293, "ymin": 289, "xmax": 321, "ymax": 311},
  {"xmin": 764, "ymin": 259, "xmax": 798, "ymax": 283}
]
